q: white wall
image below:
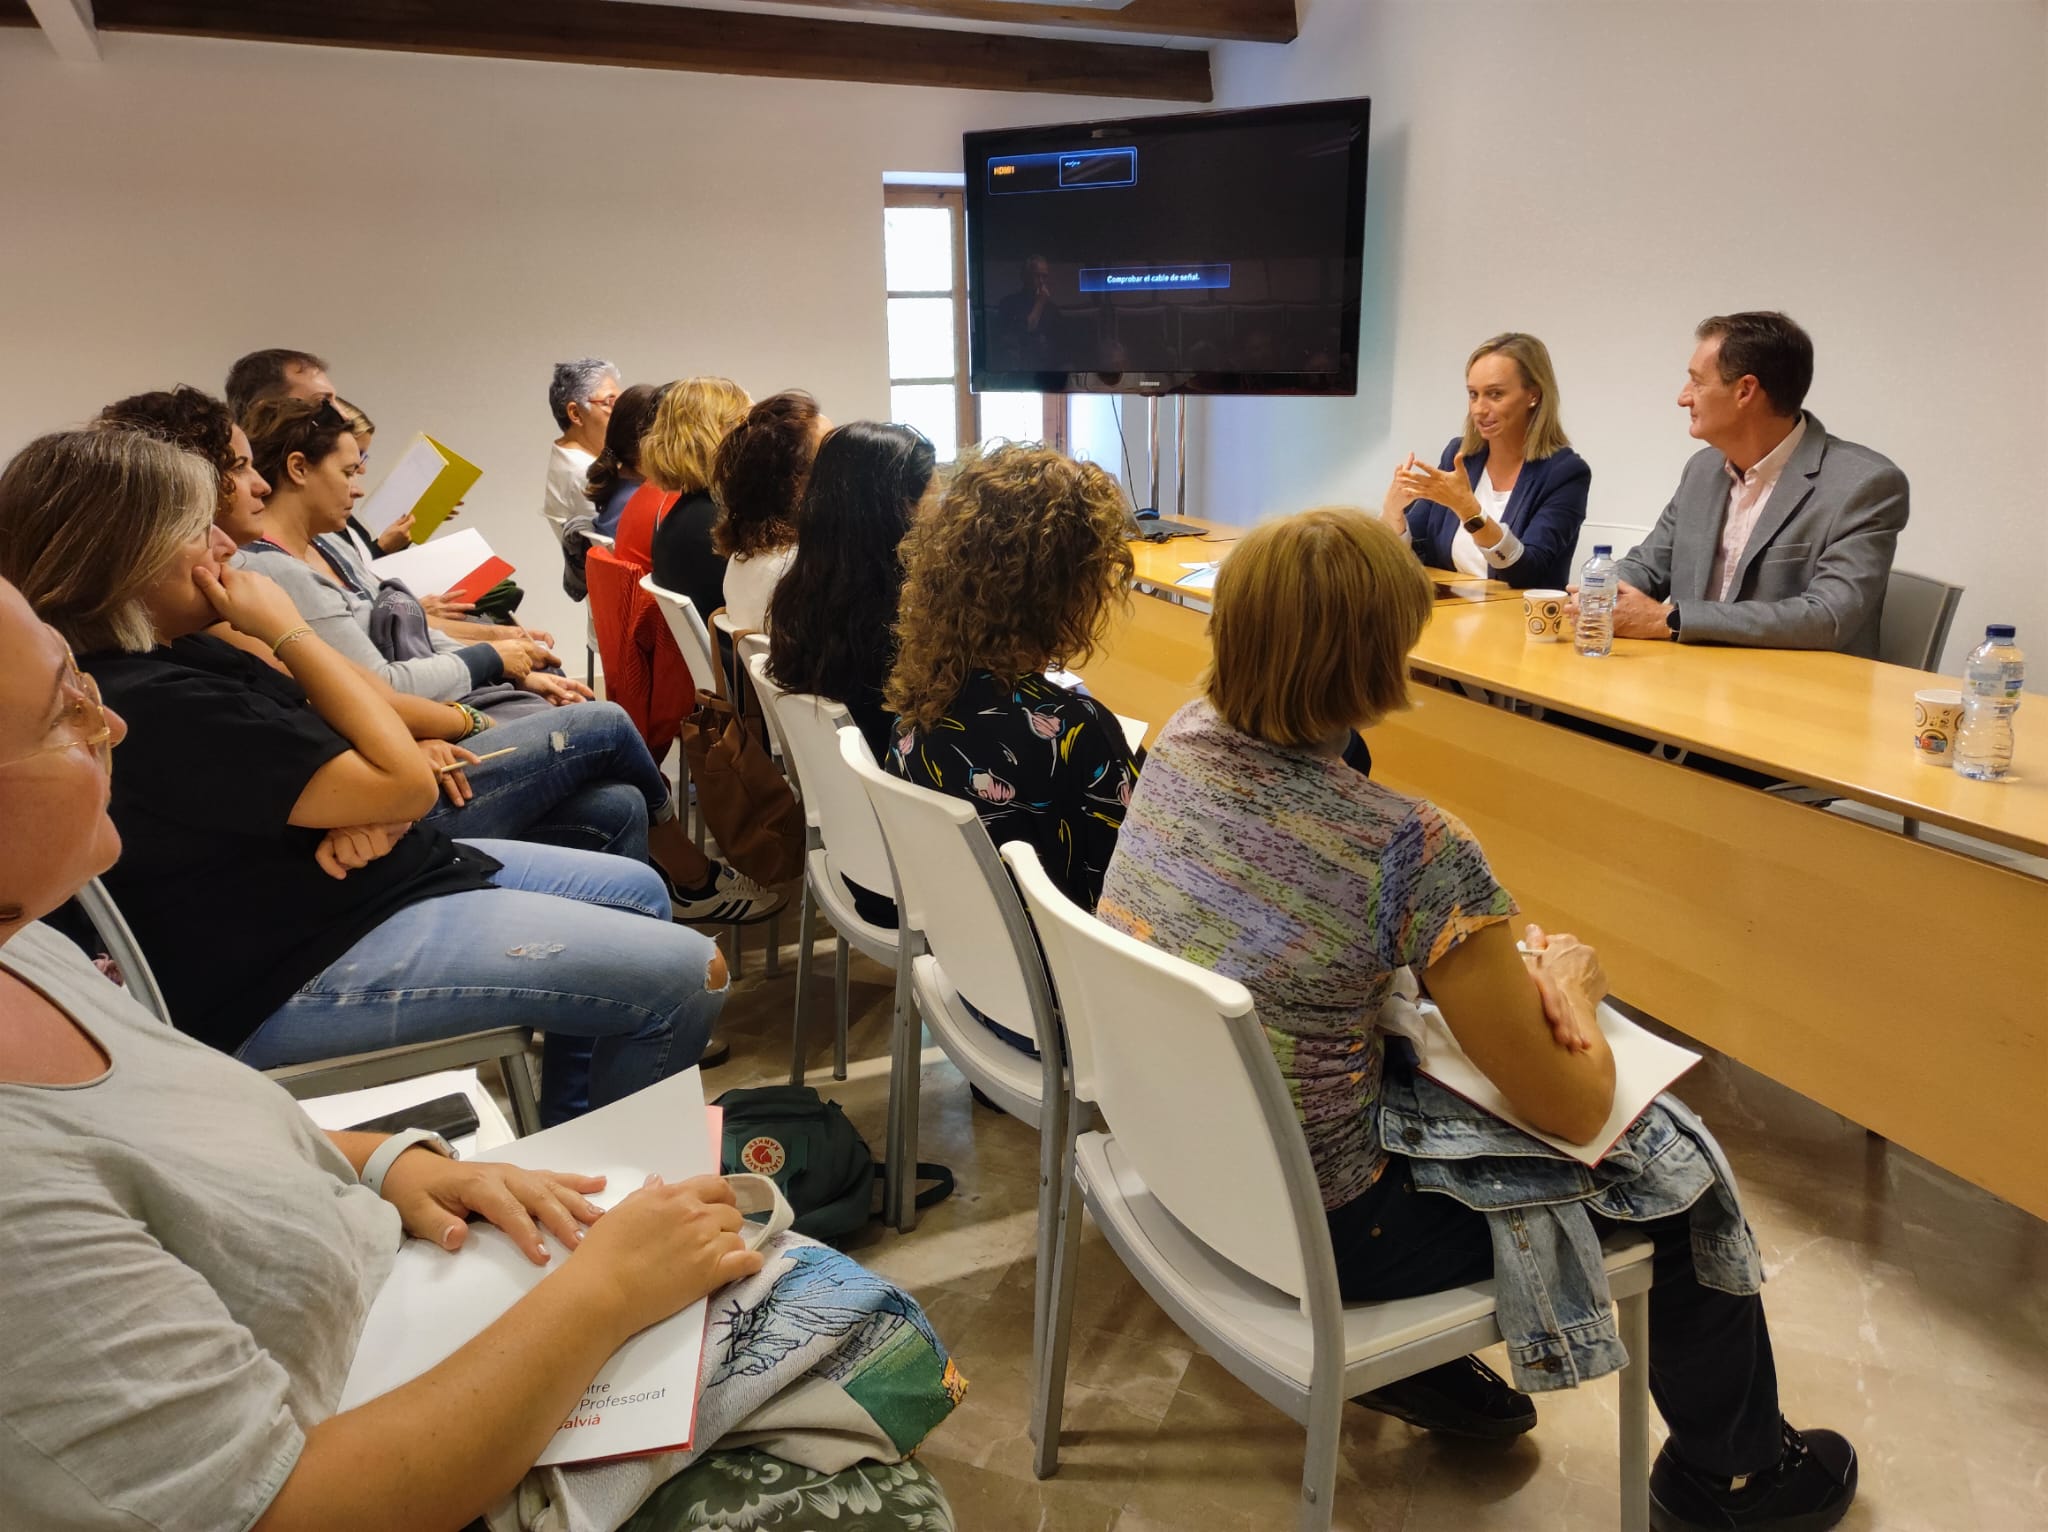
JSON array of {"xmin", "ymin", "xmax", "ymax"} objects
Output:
[
  {"xmin": 1195, "ymin": 0, "xmax": 2048, "ymax": 669},
  {"xmin": 0, "ymin": 29, "xmax": 1156, "ymax": 645}
]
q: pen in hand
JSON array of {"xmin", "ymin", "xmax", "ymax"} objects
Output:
[{"xmin": 437, "ymin": 747, "xmax": 515, "ymax": 773}]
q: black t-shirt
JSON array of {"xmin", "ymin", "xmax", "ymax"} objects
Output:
[
  {"xmin": 650, "ymin": 491, "xmax": 730, "ymax": 626},
  {"xmin": 82, "ymin": 636, "xmax": 500, "ymax": 1055}
]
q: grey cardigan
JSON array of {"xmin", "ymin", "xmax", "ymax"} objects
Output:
[
  {"xmin": 233, "ymin": 540, "xmax": 498, "ymax": 700},
  {"xmin": 1613, "ymin": 412, "xmax": 1909, "ymax": 658}
]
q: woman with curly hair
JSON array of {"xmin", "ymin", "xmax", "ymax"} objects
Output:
[
  {"xmin": 711, "ymin": 390, "xmax": 827, "ymax": 632},
  {"xmin": 641, "ymin": 375, "xmax": 752, "ymax": 605},
  {"xmin": 885, "ymin": 442, "xmax": 1139, "ymax": 918},
  {"xmin": 99, "ymin": 384, "xmax": 273, "ymax": 546}
]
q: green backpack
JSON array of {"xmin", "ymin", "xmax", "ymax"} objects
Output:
[{"xmin": 714, "ymin": 1084, "xmax": 953, "ymax": 1242}]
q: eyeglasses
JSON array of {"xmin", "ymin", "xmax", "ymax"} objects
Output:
[
  {"xmin": 585, "ymin": 394, "xmax": 621, "ymax": 412},
  {"xmin": 0, "ymin": 651, "xmax": 114, "ymax": 779}
]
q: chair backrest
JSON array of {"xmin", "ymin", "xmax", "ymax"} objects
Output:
[
  {"xmin": 742, "ymin": 642, "xmax": 794, "ymax": 780},
  {"xmin": 72, "ymin": 877, "xmax": 172, "ymax": 1025},
  {"xmin": 1003, "ymin": 841, "xmax": 1325, "ymax": 1301},
  {"xmin": 840, "ymin": 726, "xmax": 1052, "ymax": 1041},
  {"xmin": 1879, "ymin": 569, "xmax": 1965, "ymax": 672},
  {"xmin": 640, "ymin": 575, "xmax": 722, "ymax": 695},
  {"xmin": 760, "ymin": 670, "xmax": 894, "ymax": 894}
]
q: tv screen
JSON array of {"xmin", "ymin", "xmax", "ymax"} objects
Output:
[{"xmin": 964, "ymin": 98, "xmax": 1370, "ymax": 397}]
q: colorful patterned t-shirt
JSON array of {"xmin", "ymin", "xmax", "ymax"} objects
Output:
[
  {"xmin": 888, "ymin": 670, "xmax": 1139, "ymax": 912},
  {"xmin": 1097, "ymin": 700, "xmax": 1515, "ymax": 1210}
]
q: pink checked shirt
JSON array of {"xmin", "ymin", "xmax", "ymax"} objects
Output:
[{"xmin": 1707, "ymin": 417, "xmax": 1806, "ymax": 602}]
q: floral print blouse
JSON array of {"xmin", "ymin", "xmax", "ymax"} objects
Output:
[{"xmin": 888, "ymin": 670, "xmax": 1141, "ymax": 911}]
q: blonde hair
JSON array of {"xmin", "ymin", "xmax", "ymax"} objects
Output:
[
  {"xmin": 1205, "ymin": 508, "xmax": 1433, "ymax": 747},
  {"xmin": 886, "ymin": 444, "xmax": 1134, "ymax": 729},
  {"xmin": 640, "ymin": 376, "xmax": 751, "ymax": 495},
  {"xmin": 1459, "ymin": 332, "xmax": 1571, "ymax": 460},
  {"xmin": 0, "ymin": 429, "xmax": 216, "ymax": 654}
]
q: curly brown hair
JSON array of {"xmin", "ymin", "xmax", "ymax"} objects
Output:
[
  {"xmin": 94, "ymin": 386, "xmax": 237, "ymax": 508},
  {"xmin": 711, "ymin": 390, "xmax": 820, "ymax": 558},
  {"xmin": 885, "ymin": 443, "xmax": 1134, "ymax": 729}
]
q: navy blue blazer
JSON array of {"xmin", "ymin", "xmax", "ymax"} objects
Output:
[{"xmin": 1404, "ymin": 439, "xmax": 1591, "ymax": 590}]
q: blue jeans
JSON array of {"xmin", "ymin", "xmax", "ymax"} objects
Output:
[
  {"xmin": 421, "ymin": 701, "xmax": 670, "ymax": 863},
  {"xmin": 237, "ymin": 839, "xmax": 725, "ymax": 1125}
]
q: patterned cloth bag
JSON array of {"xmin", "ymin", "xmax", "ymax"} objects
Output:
[{"xmin": 492, "ymin": 1179, "xmax": 966, "ymax": 1532}]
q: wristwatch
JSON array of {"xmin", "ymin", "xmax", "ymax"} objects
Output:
[
  {"xmin": 1665, "ymin": 604, "xmax": 1682, "ymax": 636},
  {"xmin": 1462, "ymin": 512, "xmax": 1488, "ymax": 533},
  {"xmin": 362, "ymin": 1127, "xmax": 455, "ymax": 1197}
]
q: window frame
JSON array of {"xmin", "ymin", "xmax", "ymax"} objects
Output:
[{"xmin": 884, "ymin": 183, "xmax": 1064, "ymax": 455}]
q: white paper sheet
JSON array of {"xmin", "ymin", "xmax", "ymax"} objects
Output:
[
  {"xmin": 338, "ymin": 1069, "xmax": 716, "ymax": 1466},
  {"xmin": 356, "ymin": 434, "xmax": 446, "ymax": 531},
  {"xmin": 1401, "ymin": 1002, "xmax": 1700, "ymax": 1168},
  {"xmin": 368, "ymin": 527, "xmax": 504, "ymax": 595}
]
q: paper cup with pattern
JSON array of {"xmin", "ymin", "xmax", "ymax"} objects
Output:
[
  {"xmin": 1523, "ymin": 589, "xmax": 1569, "ymax": 642},
  {"xmin": 1913, "ymin": 688, "xmax": 1965, "ymax": 765}
]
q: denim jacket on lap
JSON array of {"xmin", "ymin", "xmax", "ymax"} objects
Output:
[{"xmin": 1375, "ymin": 1041, "xmax": 1762, "ymax": 1393}]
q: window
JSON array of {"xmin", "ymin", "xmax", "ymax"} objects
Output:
[{"xmin": 884, "ymin": 185, "xmax": 1063, "ymax": 461}]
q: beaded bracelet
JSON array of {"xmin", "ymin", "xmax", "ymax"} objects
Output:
[
  {"xmin": 270, "ymin": 625, "xmax": 314, "ymax": 655},
  {"xmin": 453, "ymin": 701, "xmax": 493, "ymax": 740}
]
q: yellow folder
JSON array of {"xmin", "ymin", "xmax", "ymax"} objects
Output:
[{"xmin": 358, "ymin": 432, "xmax": 483, "ymax": 544}]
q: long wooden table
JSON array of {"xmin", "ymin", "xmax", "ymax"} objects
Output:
[{"xmin": 1079, "ymin": 590, "xmax": 2048, "ymax": 1221}]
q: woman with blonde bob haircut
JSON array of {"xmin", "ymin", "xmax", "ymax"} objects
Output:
[
  {"xmin": 887, "ymin": 441, "xmax": 1140, "ymax": 923},
  {"xmin": 1097, "ymin": 508, "xmax": 1855, "ymax": 1525},
  {"xmin": 637, "ymin": 376, "xmax": 753, "ymax": 607},
  {"xmin": 1381, "ymin": 331, "xmax": 1591, "ymax": 590}
]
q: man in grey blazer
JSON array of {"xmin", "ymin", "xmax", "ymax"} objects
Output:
[{"xmin": 1599, "ymin": 312, "xmax": 1909, "ymax": 658}]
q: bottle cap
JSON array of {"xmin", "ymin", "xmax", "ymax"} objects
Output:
[
  {"xmin": 1592, "ymin": 545, "xmax": 1611, "ymax": 557},
  {"xmin": 1986, "ymin": 624, "xmax": 2016, "ymax": 641}
]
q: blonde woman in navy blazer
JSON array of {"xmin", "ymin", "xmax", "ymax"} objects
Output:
[{"xmin": 1381, "ymin": 332, "xmax": 1589, "ymax": 590}]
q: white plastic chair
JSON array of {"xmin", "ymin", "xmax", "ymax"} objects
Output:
[
  {"xmin": 839, "ymin": 727, "xmax": 1067, "ymax": 1251},
  {"xmin": 72, "ymin": 878, "xmax": 543, "ymax": 1135},
  {"xmin": 1002, "ymin": 844, "xmax": 1656, "ymax": 1532},
  {"xmin": 752, "ymin": 655, "xmax": 903, "ymax": 1086},
  {"xmin": 639, "ymin": 576, "xmax": 785, "ymax": 974}
]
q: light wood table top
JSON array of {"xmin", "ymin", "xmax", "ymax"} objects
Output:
[
  {"xmin": 1127, "ymin": 515, "xmax": 1239, "ymax": 597},
  {"xmin": 1408, "ymin": 601, "xmax": 2048, "ymax": 859}
]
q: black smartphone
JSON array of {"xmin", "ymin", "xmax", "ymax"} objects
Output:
[{"xmin": 345, "ymin": 1092, "xmax": 482, "ymax": 1142}]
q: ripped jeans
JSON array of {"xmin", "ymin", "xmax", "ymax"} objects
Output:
[
  {"xmin": 420, "ymin": 701, "xmax": 671, "ymax": 863},
  {"xmin": 236, "ymin": 840, "xmax": 724, "ymax": 1125}
]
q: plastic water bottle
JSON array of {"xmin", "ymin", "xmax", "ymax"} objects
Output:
[
  {"xmin": 1954, "ymin": 625, "xmax": 2024, "ymax": 782},
  {"xmin": 1574, "ymin": 545, "xmax": 1616, "ymax": 657}
]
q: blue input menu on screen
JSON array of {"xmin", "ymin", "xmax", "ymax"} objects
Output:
[{"xmin": 988, "ymin": 147, "xmax": 1138, "ymax": 195}]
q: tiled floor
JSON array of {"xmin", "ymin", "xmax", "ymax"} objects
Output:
[{"xmin": 704, "ymin": 917, "xmax": 2048, "ymax": 1532}]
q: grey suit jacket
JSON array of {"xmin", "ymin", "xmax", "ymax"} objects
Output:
[{"xmin": 1612, "ymin": 413, "xmax": 1909, "ymax": 658}]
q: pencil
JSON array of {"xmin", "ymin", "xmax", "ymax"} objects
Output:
[{"xmin": 438, "ymin": 747, "xmax": 516, "ymax": 772}]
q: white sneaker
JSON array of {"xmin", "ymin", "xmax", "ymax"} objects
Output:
[{"xmin": 671, "ymin": 864, "xmax": 785, "ymax": 925}]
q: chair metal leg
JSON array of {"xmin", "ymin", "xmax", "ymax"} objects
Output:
[
  {"xmin": 1619, "ymin": 1290, "xmax": 1652, "ymax": 1532},
  {"xmin": 1029, "ymin": 1072, "xmax": 1070, "ymax": 1425},
  {"xmin": 763, "ymin": 913, "xmax": 781, "ymax": 978},
  {"xmin": 584, "ymin": 645, "xmax": 596, "ymax": 689},
  {"xmin": 501, "ymin": 1043, "xmax": 542, "ymax": 1137},
  {"xmin": 1297, "ymin": 1371, "xmax": 1342, "ymax": 1532},
  {"xmin": 887, "ymin": 945, "xmax": 922, "ymax": 1232},
  {"xmin": 728, "ymin": 922, "xmax": 745, "ymax": 980},
  {"xmin": 788, "ymin": 883, "xmax": 817, "ymax": 1086},
  {"xmin": 1031, "ymin": 1114, "xmax": 1086, "ymax": 1479},
  {"xmin": 832, "ymin": 934, "xmax": 850, "ymax": 1081},
  {"xmin": 691, "ymin": 798, "xmax": 705, "ymax": 854}
]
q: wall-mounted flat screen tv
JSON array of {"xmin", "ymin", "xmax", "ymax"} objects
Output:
[{"xmin": 964, "ymin": 97, "xmax": 1370, "ymax": 397}]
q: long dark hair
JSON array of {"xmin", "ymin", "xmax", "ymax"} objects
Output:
[
  {"xmin": 767, "ymin": 422, "xmax": 935, "ymax": 706},
  {"xmin": 584, "ymin": 381, "xmax": 663, "ymax": 508}
]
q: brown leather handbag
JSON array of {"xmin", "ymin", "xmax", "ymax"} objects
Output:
[{"xmin": 680, "ymin": 694, "xmax": 805, "ymax": 886}]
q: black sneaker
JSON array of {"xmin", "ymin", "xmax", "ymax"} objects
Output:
[
  {"xmin": 671, "ymin": 865, "xmax": 785, "ymax": 926},
  {"xmin": 1649, "ymin": 1422, "xmax": 1857, "ymax": 1532},
  {"xmin": 1356, "ymin": 1355, "xmax": 1536, "ymax": 1441}
]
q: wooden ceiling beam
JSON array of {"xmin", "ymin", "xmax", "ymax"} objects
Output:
[
  {"xmin": 72, "ymin": 0, "xmax": 1214, "ymax": 100},
  {"xmin": 794, "ymin": 0, "xmax": 1296, "ymax": 46}
]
